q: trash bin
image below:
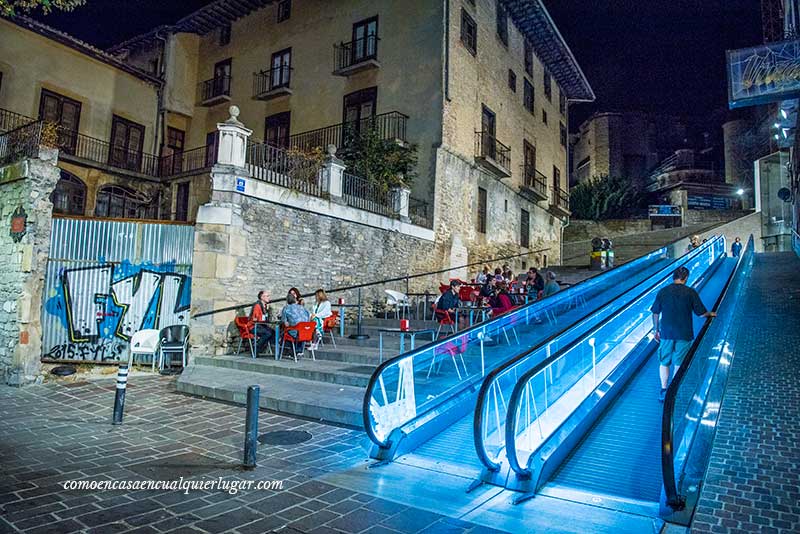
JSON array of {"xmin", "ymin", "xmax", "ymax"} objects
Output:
[{"xmin": 589, "ymin": 237, "xmax": 606, "ymax": 271}]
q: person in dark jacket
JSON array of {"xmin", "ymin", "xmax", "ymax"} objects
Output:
[
  {"xmin": 526, "ymin": 267, "xmax": 545, "ymax": 296},
  {"xmin": 731, "ymin": 236, "xmax": 742, "ymax": 258},
  {"xmin": 436, "ymin": 280, "xmax": 461, "ymax": 325}
]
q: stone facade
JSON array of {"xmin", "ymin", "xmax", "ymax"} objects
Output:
[{"xmin": 0, "ymin": 149, "xmax": 60, "ymax": 385}]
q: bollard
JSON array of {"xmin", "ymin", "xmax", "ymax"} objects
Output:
[
  {"xmin": 112, "ymin": 363, "xmax": 129, "ymax": 425},
  {"xmin": 243, "ymin": 385, "xmax": 260, "ymax": 470}
]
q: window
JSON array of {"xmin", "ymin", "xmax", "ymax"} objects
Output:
[
  {"xmin": 161, "ymin": 127, "xmax": 185, "ymax": 175},
  {"xmin": 523, "ymin": 140, "xmax": 536, "ymax": 184},
  {"xmin": 560, "ymin": 122, "xmax": 567, "ymax": 147},
  {"xmin": 542, "ymin": 109, "xmax": 548, "ymax": 125},
  {"xmin": 524, "ymin": 40, "xmax": 533, "ymax": 76},
  {"xmin": 461, "ymin": 9, "xmax": 477, "ymax": 56},
  {"xmin": 270, "ymin": 48, "xmax": 292, "ymax": 89},
  {"xmin": 504, "ymin": 199, "xmax": 508, "ymax": 212},
  {"xmin": 553, "ymin": 165, "xmax": 561, "ymax": 192},
  {"xmin": 109, "ymin": 115, "xmax": 145, "ymax": 171},
  {"xmin": 207, "ymin": 58, "xmax": 232, "ymax": 98},
  {"xmin": 520, "ymin": 209, "xmax": 530, "ymax": 248},
  {"xmin": 523, "ymin": 79, "xmax": 534, "ymax": 113},
  {"xmin": 95, "ymin": 185, "xmax": 156, "ymax": 220},
  {"xmin": 352, "ymin": 16, "xmax": 379, "ymax": 62},
  {"xmin": 175, "ymin": 182, "xmax": 190, "ymax": 222},
  {"xmin": 265, "ymin": 111, "xmax": 291, "ymax": 149},
  {"xmin": 219, "ymin": 24, "xmax": 231, "ymax": 46},
  {"xmin": 508, "ymin": 69, "xmax": 516, "ymax": 92},
  {"xmin": 544, "ymin": 70, "xmax": 552, "ymax": 101},
  {"xmin": 496, "ymin": 1, "xmax": 508, "ymax": 46},
  {"xmin": 38, "ymin": 89, "xmax": 81, "ymax": 153},
  {"xmin": 480, "ymin": 105, "xmax": 496, "ymax": 159},
  {"xmin": 50, "ymin": 171, "xmax": 86, "ymax": 216},
  {"xmin": 343, "ymin": 87, "xmax": 377, "ymax": 143},
  {"xmin": 205, "ymin": 131, "xmax": 218, "ymax": 166},
  {"xmin": 559, "ymin": 92, "xmax": 567, "ymax": 115},
  {"xmin": 477, "ymin": 187, "xmax": 487, "ymax": 234},
  {"xmin": 277, "ymin": 0, "xmax": 291, "ymax": 22}
]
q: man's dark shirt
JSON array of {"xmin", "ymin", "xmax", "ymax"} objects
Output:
[
  {"xmin": 651, "ymin": 283, "xmax": 707, "ymax": 341},
  {"xmin": 437, "ymin": 290, "xmax": 460, "ymax": 311},
  {"xmin": 527, "ymin": 273, "xmax": 544, "ymax": 292},
  {"xmin": 479, "ymin": 283, "xmax": 494, "ymax": 298}
]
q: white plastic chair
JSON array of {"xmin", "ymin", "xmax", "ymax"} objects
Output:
[
  {"xmin": 129, "ymin": 329, "xmax": 161, "ymax": 369},
  {"xmin": 385, "ymin": 289, "xmax": 411, "ymax": 319}
]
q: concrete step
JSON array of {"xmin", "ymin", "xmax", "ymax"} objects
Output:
[
  {"xmin": 177, "ymin": 364, "xmax": 364, "ymax": 428},
  {"xmin": 192, "ymin": 355, "xmax": 375, "ymax": 388}
]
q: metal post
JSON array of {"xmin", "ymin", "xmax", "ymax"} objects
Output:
[
  {"xmin": 243, "ymin": 385, "xmax": 260, "ymax": 470},
  {"xmin": 112, "ymin": 362, "xmax": 129, "ymax": 425},
  {"xmin": 349, "ymin": 287, "xmax": 369, "ymax": 340}
]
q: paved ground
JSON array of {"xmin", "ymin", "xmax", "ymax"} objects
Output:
[
  {"xmin": 0, "ymin": 376, "xmax": 505, "ymax": 534},
  {"xmin": 692, "ymin": 252, "xmax": 800, "ymax": 534}
]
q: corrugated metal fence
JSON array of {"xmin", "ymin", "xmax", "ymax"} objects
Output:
[{"xmin": 41, "ymin": 217, "xmax": 194, "ymax": 362}]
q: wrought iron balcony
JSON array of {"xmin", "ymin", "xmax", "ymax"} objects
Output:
[
  {"xmin": 252, "ymin": 66, "xmax": 292, "ymax": 100},
  {"xmin": 521, "ymin": 166, "xmax": 548, "ymax": 201},
  {"xmin": 549, "ymin": 186, "xmax": 571, "ymax": 217},
  {"xmin": 199, "ymin": 75, "xmax": 232, "ymax": 106},
  {"xmin": 475, "ymin": 131, "xmax": 511, "ymax": 177},
  {"xmin": 289, "ymin": 111, "xmax": 408, "ymax": 153},
  {"xmin": 333, "ymin": 35, "xmax": 380, "ymax": 76}
]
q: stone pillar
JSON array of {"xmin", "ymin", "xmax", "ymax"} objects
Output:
[
  {"xmin": 320, "ymin": 144, "xmax": 345, "ymax": 202},
  {"xmin": 389, "ymin": 186, "xmax": 411, "ymax": 222},
  {"xmin": 216, "ymin": 105, "xmax": 252, "ymax": 168}
]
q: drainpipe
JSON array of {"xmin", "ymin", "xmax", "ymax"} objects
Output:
[
  {"xmin": 154, "ymin": 30, "xmax": 170, "ymax": 158},
  {"xmin": 443, "ymin": 0, "xmax": 450, "ymax": 102},
  {"xmin": 561, "ymin": 100, "xmax": 571, "ymax": 264}
]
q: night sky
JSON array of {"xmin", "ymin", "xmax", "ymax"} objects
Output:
[{"xmin": 31, "ymin": 0, "xmax": 763, "ymax": 127}]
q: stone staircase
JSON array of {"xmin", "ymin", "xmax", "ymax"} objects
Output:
[{"xmin": 177, "ymin": 317, "xmax": 438, "ymax": 428}]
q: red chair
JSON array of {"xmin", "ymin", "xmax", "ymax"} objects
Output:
[
  {"xmin": 434, "ymin": 309, "xmax": 456, "ymax": 338},
  {"xmin": 280, "ymin": 321, "xmax": 317, "ymax": 362},
  {"xmin": 234, "ymin": 317, "xmax": 255, "ymax": 358},
  {"xmin": 321, "ymin": 311, "xmax": 339, "ymax": 347},
  {"xmin": 439, "ymin": 283, "xmax": 450, "ymax": 295}
]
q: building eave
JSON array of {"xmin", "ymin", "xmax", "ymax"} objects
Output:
[
  {"xmin": 173, "ymin": 0, "xmax": 276, "ymax": 35},
  {"xmin": 502, "ymin": 0, "xmax": 595, "ymax": 102}
]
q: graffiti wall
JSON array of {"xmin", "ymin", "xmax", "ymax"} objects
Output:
[{"xmin": 41, "ymin": 218, "xmax": 194, "ymax": 362}]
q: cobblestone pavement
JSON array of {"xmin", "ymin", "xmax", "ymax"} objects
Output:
[
  {"xmin": 692, "ymin": 253, "xmax": 800, "ymax": 534},
  {"xmin": 0, "ymin": 376, "xmax": 506, "ymax": 534}
]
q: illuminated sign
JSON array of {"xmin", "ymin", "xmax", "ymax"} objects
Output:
[
  {"xmin": 727, "ymin": 39, "xmax": 800, "ymax": 108},
  {"xmin": 648, "ymin": 205, "xmax": 681, "ymax": 217}
]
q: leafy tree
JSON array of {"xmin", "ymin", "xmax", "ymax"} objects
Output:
[
  {"xmin": 569, "ymin": 174, "xmax": 646, "ymax": 220},
  {"xmin": 1, "ymin": 0, "xmax": 84, "ymax": 16},
  {"xmin": 339, "ymin": 127, "xmax": 417, "ymax": 190}
]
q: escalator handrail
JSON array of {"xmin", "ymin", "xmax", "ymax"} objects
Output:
[
  {"xmin": 661, "ymin": 234, "xmax": 753, "ymax": 510},
  {"xmin": 361, "ymin": 245, "xmax": 668, "ymax": 448},
  {"xmin": 503, "ymin": 235, "xmax": 726, "ymax": 478},
  {"xmin": 472, "ymin": 237, "xmax": 716, "ymax": 471}
]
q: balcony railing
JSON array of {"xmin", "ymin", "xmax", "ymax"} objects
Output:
[
  {"xmin": 550, "ymin": 186, "xmax": 570, "ymax": 215},
  {"xmin": 253, "ymin": 66, "xmax": 292, "ymax": 99},
  {"xmin": 0, "ymin": 120, "xmax": 43, "ymax": 166},
  {"xmin": 159, "ymin": 145, "xmax": 216, "ymax": 177},
  {"xmin": 475, "ymin": 131, "xmax": 511, "ymax": 176},
  {"xmin": 0, "ymin": 108, "xmax": 36, "ymax": 134},
  {"xmin": 342, "ymin": 172, "xmax": 394, "ymax": 217},
  {"xmin": 247, "ymin": 142, "xmax": 325, "ymax": 198},
  {"xmin": 54, "ymin": 127, "xmax": 161, "ymax": 176},
  {"xmin": 409, "ymin": 196, "xmax": 433, "ymax": 228},
  {"xmin": 200, "ymin": 76, "xmax": 232, "ymax": 105},
  {"xmin": 333, "ymin": 35, "xmax": 380, "ymax": 75},
  {"xmin": 289, "ymin": 111, "xmax": 408, "ymax": 153},
  {"xmin": 521, "ymin": 166, "xmax": 548, "ymax": 201}
]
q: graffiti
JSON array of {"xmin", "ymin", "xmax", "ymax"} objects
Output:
[{"xmin": 44, "ymin": 261, "xmax": 191, "ymax": 362}]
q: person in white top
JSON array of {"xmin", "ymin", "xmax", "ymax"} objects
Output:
[
  {"xmin": 476, "ymin": 265, "xmax": 490, "ymax": 284},
  {"xmin": 310, "ymin": 288, "xmax": 333, "ymax": 343}
]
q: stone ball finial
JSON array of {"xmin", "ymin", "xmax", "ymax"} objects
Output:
[
  {"xmin": 326, "ymin": 144, "xmax": 337, "ymax": 156},
  {"xmin": 229, "ymin": 105, "xmax": 240, "ymax": 120}
]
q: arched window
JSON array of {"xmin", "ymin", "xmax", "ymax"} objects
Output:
[
  {"xmin": 95, "ymin": 185, "xmax": 157, "ymax": 220},
  {"xmin": 50, "ymin": 171, "xmax": 86, "ymax": 216}
]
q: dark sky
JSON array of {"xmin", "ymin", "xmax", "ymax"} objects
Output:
[{"xmin": 32, "ymin": 0, "xmax": 763, "ymax": 126}]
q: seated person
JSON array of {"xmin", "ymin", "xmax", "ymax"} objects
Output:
[
  {"xmin": 476, "ymin": 265, "xmax": 490, "ymax": 285},
  {"xmin": 436, "ymin": 280, "xmax": 461, "ymax": 324},
  {"xmin": 310, "ymin": 288, "xmax": 332, "ymax": 343},
  {"xmin": 248, "ymin": 290, "xmax": 273, "ymax": 354},
  {"xmin": 490, "ymin": 284, "xmax": 514, "ymax": 316},
  {"xmin": 543, "ymin": 271, "xmax": 561, "ymax": 297},
  {"xmin": 288, "ymin": 287, "xmax": 304, "ymax": 307},
  {"xmin": 280, "ymin": 293, "xmax": 311, "ymax": 356},
  {"xmin": 526, "ymin": 267, "xmax": 545, "ymax": 296}
]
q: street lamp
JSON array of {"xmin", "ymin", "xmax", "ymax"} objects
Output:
[{"xmin": 736, "ymin": 188, "xmax": 744, "ymax": 196}]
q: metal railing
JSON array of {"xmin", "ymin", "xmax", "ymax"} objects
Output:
[
  {"xmin": 334, "ymin": 34, "xmax": 380, "ymax": 72},
  {"xmin": 661, "ymin": 235, "xmax": 754, "ymax": 511},
  {"xmin": 475, "ymin": 131, "xmax": 511, "ymax": 172},
  {"xmin": 253, "ymin": 66, "xmax": 292, "ymax": 97},
  {"xmin": 551, "ymin": 186, "xmax": 569, "ymax": 212},
  {"xmin": 522, "ymin": 167, "xmax": 547, "ymax": 197},
  {"xmin": 247, "ymin": 141, "xmax": 325, "ymax": 198},
  {"xmin": 160, "ymin": 145, "xmax": 215, "ymax": 177},
  {"xmin": 289, "ymin": 111, "xmax": 408, "ymax": 153},
  {"xmin": 409, "ymin": 196, "xmax": 433, "ymax": 228},
  {"xmin": 0, "ymin": 120, "xmax": 43, "ymax": 166},
  {"xmin": 342, "ymin": 172, "xmax": 393, "ymax": 217},
  {"xmin": 648, "ymin": 152, "xmax": 717, "ymax": 178},
  {"xmin": 200, "ymin": 75, "xmax": 232, "ymax": 103},
  {"xmin": 0, "ymin": 108, "xmax": 36, "ymax": 133}
]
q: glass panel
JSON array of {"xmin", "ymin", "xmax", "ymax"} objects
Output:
[{"xmin": 507, "ymin": 237, "xmax": 726, "ymax": 473}]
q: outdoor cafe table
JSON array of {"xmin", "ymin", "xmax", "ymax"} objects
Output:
[
  {"xmin": 252, "ymin": 320, "xmax": 281, "ymax": 360},
  {"xmin": 377, "ymin": 327, "xmax": 437, "ymax": 363},
  {"xmin": 454, "ymin": 305, "xmax": 492, "ymax": 330},
  {"xmin": 336, "ymin": 303, "xmax": 362, "ymax": 337}
]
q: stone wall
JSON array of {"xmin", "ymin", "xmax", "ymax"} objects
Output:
[
  {"xmin": 0, "ymin": 149, "xmax": 60, "ymax": 385},
  {"xmin": 564, "ymin": 218, "xmax": 652, "ymax": 242}
]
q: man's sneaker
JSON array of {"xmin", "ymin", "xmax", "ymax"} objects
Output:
[{"xmin": 658, "ymin": 388, "xmax": 667, "ymax": 402}]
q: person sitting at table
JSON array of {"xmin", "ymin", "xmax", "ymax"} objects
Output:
[
  {"xmin": 310, "ymin": 288, "xmax": 332, "ymax": 344},
  {"xmin": 436, "ymin": 280, "xmax": 461, "ymax": 325},
  {"xmin": 288, "ymin": 287, "xmax": 304, "ymax": 307},
  {"xmin": 248, "ymin": 290, "xmax": 274, "ymax": 355},
  {"xmin": 280, "ymin": 293, "xmax": 311, "ymax": 357},
  {"xmin": 543, "ymin": 271, "xmax": 561, "ymax": 297},
  {"xmin": 476, "ymin": 265, "xmax": 490, "ymax": 284},
  {"xmin": 490, "ymin": 284, "xmax": 514, "ymax": 316},
  {"xmin": 479, "ymin": 277, "xmax": 496, "ymax": 304},
  {"xmin": 526, "ymin": 267, "xmax": 545, "ymax": 297}
]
